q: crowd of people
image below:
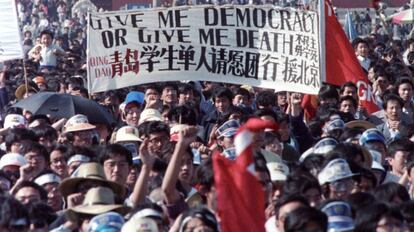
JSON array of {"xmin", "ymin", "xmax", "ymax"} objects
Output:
[{"xmin": 2, "ymin": 0, "xmax": 414, "ymax": 232}]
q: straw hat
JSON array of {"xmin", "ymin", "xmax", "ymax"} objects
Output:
[
  {"xmin": 15, "ymin": 82, "xmax": 39, "ymax": 100},
  {"xmin": 63, "ymin": 114, "xmax": 96, "ymax": 133},
  {"xmin": 345, "ymin": 120, "xmax": 375, "ymax": 130},
  {"xmin": 67, "ymin": 187, "xmax": 130, "ymax": 216},
  {"xmin": 59, "ymin": 162, "xmax": 125, "ymax": 198}
]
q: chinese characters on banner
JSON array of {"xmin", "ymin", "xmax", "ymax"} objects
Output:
[{"xmin": 87, "ymin": 5, "xmax": 321, "ymax": 94}]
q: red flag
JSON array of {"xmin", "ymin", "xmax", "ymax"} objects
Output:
[
  {"xmin": 213, "ymin": 119, "xmax": 278, "ymax": 232},
  {"xmin": 372, "ymin": 0, "xmax": 381, "ymax": 8},
  {"xmin": 324, "ymin": 0, "xmax": 379, "ymax": 113}
]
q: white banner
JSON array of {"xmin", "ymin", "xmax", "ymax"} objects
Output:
[
  {"xmin": 87, "ymin": 5, "xmax": 320, "ymax": 94},
  {"xmin": 0, "ymin": 0, "xmax": 23, "ymax": 62}
]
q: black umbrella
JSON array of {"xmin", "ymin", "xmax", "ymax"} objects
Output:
[{"xmin": 13, "ymin": 92, "xmax": 115, "ymax": 125}]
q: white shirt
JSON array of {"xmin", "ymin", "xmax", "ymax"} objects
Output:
[
  {"xmin": 357, "ymin": 55, "xmax": 371, "ymax": 71},
  {"xmin": 29, "ymin": 44, "xmax": 64, "ymax": 67}
]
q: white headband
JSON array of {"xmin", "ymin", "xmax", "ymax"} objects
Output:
[
  {"xmin": 67, "ymin": 154, "xmax": 90, "ymax": 166},
  {"xmin": 34, "ymin": 173, "xmax": 61, "ymax": 186},
  {"xmin": 132, "ymin": 208, "xmax": 163, "ymax": 220}
]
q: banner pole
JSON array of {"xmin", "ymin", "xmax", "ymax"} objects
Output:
[
  {"xmin": 318, "ymin": 0, "xmax": 326, "ymax": 84},
  {"xmin": 86, "ymin": 11, "xmax": 92, "ymax": 100},
  {"xmin": 22, "ymin": 59, "xmax": 28, "ymax": 96}
]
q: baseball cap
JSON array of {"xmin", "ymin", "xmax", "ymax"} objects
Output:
[
  {"xmin": 0, "ymin": 153, "xmax": 27, "ymax": 169},
  {"xmin": 124, "ymin": 91, "xmax": 144, "ymax": 109},
  {"xmin": 121, "ymin": 217, "xmax": 158, "ymax": 232},
  {"xmin": 359, "ymin": 128, "xmax": 386, "ymax": 146},
  {"xmin": 4, "ymin": 114, "xmax": 26, "ymax": 129},
  {"xmin": 115, "ymin": 126, "xmax": 141, "ymax": 143},
  {"xmin": 32, "ymin": 76, "xmax": 46, "ymax": 85},
  {"xmin": 88, "ymin": 212, "xmax": 125, "ymax": 232},
  {"xmin": 321, "ymin": 201, "xmax": 354, "ymax": 232},
  {"xmin": 216, "ymin": 119, "xmax": 240, "ymax": 138},
  {"xmin": 138, "ymin": 109, "xmax": 162, "ymax": 125},
  {"xmin": 324, "ymin": 118, "xmax": 345, "ymax": 133},
  {"xmin": 64, "ymin": 114, "xmax": 96, "ymax": 133},
  {"xmin": 266, "ymin": 162, "xmax": 289, "ymax": 182},
  {"xmin": 318, "ymin": 158, "xmax": 357, "ymax": 185}
]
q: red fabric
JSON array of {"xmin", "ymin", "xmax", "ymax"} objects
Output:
[
  {"xmin": 324, "ymin": 0, "xmax": 379, "ymax": 114},
  {"xmin": 301, "ymin": 94, "xmax": 318, "ymax": 120},
  {"xmin": 213, "ymin": 118, "xmax": 277, "ymax": 232},
  {"xmin": 371, "ymin": 0, "xmax": 380, "ymax": 8}
]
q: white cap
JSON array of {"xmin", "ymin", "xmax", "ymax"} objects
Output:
[
  {"xmin": 4, "ymin": 114, "xmax": 26, "ymax": 129},
  {"xmin": 115, "ymin": 126, "xmax": 141, "ymax": 143},
  {"xmin": 0, "ymin": 153, "xmax": 27, "ymax": 169},
  {"xmin": 138, "ymin": 109, "xmax": 162, "ymax": 125},
  {"xmin": 64, "ymin": 114, "xmax": 96, "ymax": 133},
  {"xmin": 266, "ymin": 162, "xmax": 289, "ymax": 182},
  {"xmin": 318, "ymin": 158, "xmax": 357, "ymax": 185}
]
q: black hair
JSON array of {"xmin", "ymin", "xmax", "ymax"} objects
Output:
[
  {"xmin": 11, "ymin": 180, "xmax": 48, "ymax": 202},
  {"xmin": 382, "ymin": 93, "xmax": 404, "ymax": 110},
  {"xmin": 284, "ymin": 206, "xmax": 327, "ymax": 232},
  {"xmin": 339, "ymin": 128, "xmax": 364, "ymax": 143},
  {"xmin": 0, "ymin": 195, "xmax": 29, "ymax": 229},
  {"xmin": 318, "ymin": 85, "xmax": 339, "ymax": 104},
  {"xmin": 178, "ymin": 83, "xmax": 195, "ymax": 95},
  {"xmin": 142, "ymin": 121, "xmax": 170, "ymax": 138},
  {"xmin": 20, "ymin": 141, "xmax": 49, "ymax": 163},
  {"xmin": 401, "ymin": 201, "xmax": 414, "ymax": 224},
  {"xmin": 195, "ymin": 159, "xmax": 214, "ymax": 193},
  {"xmin": 354, "ymin": 202, "xmax": 403, "ymax": 232},
  {"xmin": 256, "ymin": 91, "xmax": 275, "ymax": 109},
  {"xmin": 5, "ymin": 128, "xmax": 37, "ymax": 152},
  {"xmin": 275, "ymin": 194, "xmax": 309, "ymax": 219},
  {"xmin": 387, "ymin": 138, "xmax": 414, "ymax": 158},
  {"xmin": 212, "ymin": 87, "xmax": 233, "ymax": 102},
  {"xmin": 374, "ymin": 182, "xmax": 410, "ymax": 203},
  {"xmin": 27, "ymin": 114, "xmax": 52, "ymax": 125},
  {"xmin": 394, "ymin": 77, "xmax": 414, "ymax": 92},
  {"xmin": 330, "ymin": 143, "xmax": 367, "ymax": 166},
  {"xmin": 30, "ymin": 125, "xmax": 58, "ymax": 140},
  {"xmin": 299, "ymin": 155, "xmax": 325, "ymax": 175},
  {"xmin": 27, "ymin": 202, "xmax": 57, "ymax": 225},
  {"xmin": 40, "ymin": 30, "xmax": 54, "ymax": 40},
  {"xmin": 347, "ymin": 192, "xmax": 377, "ymax": 212},
  {"xmin": 255, "ymin": 109, "xmax": 278, "ymax": 122},
  {"xmin": 168, "ymin": 104, "xmax": 197, "ymax": 126},
  {"xmin": 283, "ymin": 170, "xmax": 321, "ymax": 197},
  {"xmin": 340, "ymin": 82, "xmax": 357, "ymax": 95},
  {"xmin": 161, "ymin": 82, "xmax": 178, "ymax": 92},
  {"xmin": 99, "ymin": 144, "xmax": 133, "ymax": 166},
  {"xmin": 339, "ymin": 96, "xmax": 358, "ymax": 109},
  {"xmin": 263, "ymin": 131, "xmax": 282, "ymax": 145},
  {"xmin": 352, "ymin": 38, "xmax": 368, "ymax": 49},
  {"xmin": 180, "ymin": 207, "xmax": 218, "ymax": 232},
  {"xmin": 232, "ymin": 87, "xmax": 251, "ymax": 100}
]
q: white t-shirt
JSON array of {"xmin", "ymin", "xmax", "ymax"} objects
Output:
[{"xmin": 37, "ymin": 44, "xmax": 64, "ymax": 67}]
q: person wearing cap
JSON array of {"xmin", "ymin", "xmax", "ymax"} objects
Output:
[
  {"xmin": 58, "ymin": 162, "xmax": 125, "ymax": 208},
  {"xmin": 88, "ymin": 212, "xmax": 125, "ymax": 232},
  {"xmin": 122, "ymin": 91, "xmax": 144, "ymax": 127},
  {"xmin": 122, "ymin": 217, "xmax": 159, "ymax": 232},
  {"xmin": 318, "ymin": 158, "xmax": 358, "ymax": 200},
  {"xmin": 377, "ymin": 94, "xmax": 408, "ymax": 143},
  {"xmin": 32, "ymin": 76, "xmax": 47, "ymax": 91},
  {"xmin": 114, "ymin": 125, "xmax": 141, "ymax": 156},
  {"xmin": 215, "ymin": 119, "xmax": 239, "ymax": 160},
  {"xmin": 320, "ymin": 200, "xmax": 355, "ymax": 232},
  {"xmin": 359, "ymin": 128, "xmax": 387, "ymax": 163},
  {"xmin": 266, "ymin": 162, "xmax": 289, "ymax": 203},
  {"xmin": 63, "ymin": 114, "xmax": 97, "ymax": 147},
  {"xmin": 0, "ymin": 153, "xmax": 27, "ymax": 185},
  {"xmin": 34, "ymin": 170, "xmax": 63, "ymax": 211},
  {"xmin": 178, "ymin": 207, "xmax": 219, "ymax": 232},
  {"xmin": 51, "ymin": 187, "xmax": 130, "ymax": 232}
]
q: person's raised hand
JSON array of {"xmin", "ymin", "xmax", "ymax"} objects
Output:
[
  {"xmin": 139, "ymin": 138, "xmax": 155, "ymax": 168},
  {"xmin": 177, "ymin": 126, "xmax": 198, "ymax": 147},
  {"xmin": 67, "ymin": 192, "xmax": 85, "ymax": 208}
]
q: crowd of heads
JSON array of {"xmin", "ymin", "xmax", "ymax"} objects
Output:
[{"xmin": 2, "ymin": 1, "xmax": 414, "ymax": 232}]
